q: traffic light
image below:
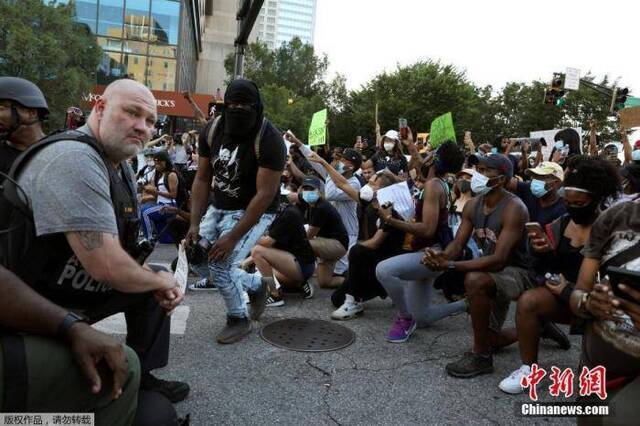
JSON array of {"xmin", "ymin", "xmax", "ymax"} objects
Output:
[
  {"xmin": 611, "ymin": 87, "xmax": 629, "ymax": 112},
  {"xmin": 544, "ymin": 73, "xmax": 566, "ymax": 107}
]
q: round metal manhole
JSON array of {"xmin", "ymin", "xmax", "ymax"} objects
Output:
[{"xmin": 260, "ymin": 318, "xmax": 355, "ymax": 352}]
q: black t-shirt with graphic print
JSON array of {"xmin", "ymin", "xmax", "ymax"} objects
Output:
[{"xmin": 199, "ymin": 119, "xmax": 286, "ymax": 213}]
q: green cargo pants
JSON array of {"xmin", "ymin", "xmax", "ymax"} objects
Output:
[{"xmin": 0, "ymin": 335, "xmax": 140, "ymax": 426}]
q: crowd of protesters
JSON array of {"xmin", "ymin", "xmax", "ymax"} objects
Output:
[{"xmin": 1, "ymin": 75, "xmax": 640, "ymax": 425}]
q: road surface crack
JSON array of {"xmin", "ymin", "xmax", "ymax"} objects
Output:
[{"xmin": 306, "ymin": 357, "xmax": 342, "ymax": 425}]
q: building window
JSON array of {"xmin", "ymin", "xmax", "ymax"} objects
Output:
[
  {"xmin": 73, "ymin": 0, "xmax": 98, "ymax": 34},
  {"xmin": 146, "ymin": 57, "xmax": 176, "ymax": 91},
  {"xmin": 150, "ymin": 0, "xmax": 180, "ymax": 45},
  {"xmin": 97, "ymin": 0, "xmax": 124, "ymax": 38},
  {"xmin": 124, "ymin": 0, "xmax": 151, "ymax": 41}
]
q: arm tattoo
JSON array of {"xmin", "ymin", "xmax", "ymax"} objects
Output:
[{"xmin": 77, "ymin": 231, "xmax": 103, "ymax": 251}]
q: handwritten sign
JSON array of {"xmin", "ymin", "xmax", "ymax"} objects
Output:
[
  {"xmin": 429, "ymin": 112, "xmax": 456, "ymax": 148},
  {"xmin": 308, "ymin": 109, "xmax": 327, "ymax": 146}
]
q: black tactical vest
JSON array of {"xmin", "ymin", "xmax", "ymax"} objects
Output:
[{"xmin": 1, "ymin": 130, "xmax": 139, "ymax": 308}]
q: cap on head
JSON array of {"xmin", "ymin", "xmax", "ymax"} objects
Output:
[
  {"xmin": 153, "ymin": 150, "xmax": 171, "ymax": 165},
  {"xmin": 341, "ymin": 148, "xmax": 363, "ymax": 170},
  {"xmin": 0, "ymin": 76, "xmax": 49, "ymax": 118},
  {"xmin": 526, "ymin": 161, "xmax": 564, "ymax": 181},
  {"xmin": 301, "ymin": 175, "xmax": 323, "ymax": 192},
  {"xmin": 383, "ymin": 130, "xmax": 400, "ymax": 142},
  {"xmin": 469, "ymin": 153, "xmax": 513, "ymax": 179}
]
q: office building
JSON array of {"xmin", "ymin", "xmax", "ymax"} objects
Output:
[{"xmin": 252, "ymin": 0, "xmax": 316, "ymax": 49}]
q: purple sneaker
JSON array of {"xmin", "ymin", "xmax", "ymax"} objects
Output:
[{"xmin": 386, "ymin": 316, "xmax": 417, "ymax": 343}]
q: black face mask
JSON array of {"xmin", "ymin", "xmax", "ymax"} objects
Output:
[
  {"xmin": 224, "ymin": 109, "xmax": 257, "ymax": 136},
  {"xmin": 567, "ymin": 201, "xmax": 599, "ymax": 225}
]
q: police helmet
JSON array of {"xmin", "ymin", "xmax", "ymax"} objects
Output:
[{"xmin": 0, "ymin": 77, "xmax": 49, "ymax": 119}]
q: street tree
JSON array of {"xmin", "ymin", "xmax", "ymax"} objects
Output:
[{"xmin": 0, "ymin": 0, "xmax": 101, "ymax": 131}]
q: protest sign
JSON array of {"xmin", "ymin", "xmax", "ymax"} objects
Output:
[
  {"xmin": 620, "ymin": 106, "xmax": 640, "ymax": 129},
  {"xmin": 529, "ymin": 127, "xmax": 583, "ymax": 159},
  {"xmin": 174, "ymin": 242, "xmax": 189, "ymax": 294},
  {"xmin": 375, "ymin": 181, "xmax": 415, "ymax": 221},
  {"xmin": 429, "ymin": 112, "xmax": 456, "ymax": 148},
  {"xmin": 308, "ymin": 109, "xmax": 327, "ymax": 146},
  {"xmin": 564, "ymin": 67, "xmax": 580, "ymax": 91}
]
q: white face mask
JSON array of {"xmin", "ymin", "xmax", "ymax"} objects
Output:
[
  {"xmin": 146, "ymin": 159, "xmax": 155, "ymax": 167},
  {"xmin": 359, "ymin": 184, "xmax": 375, "ymax": 202},
  {"xmin": 384, "ymin": 142, "xmax": 395, "ymax": 153},
  {"xmin": 470, "ymin": 171, "xmax": 493, "ymax": 196}
]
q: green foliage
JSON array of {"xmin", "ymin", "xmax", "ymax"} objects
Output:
[
  {"xmin": 224, "ymin": 38, "xmax": 624, "ymax": 149},
  {"xmin": 0, "ymin": 0, "xmax": 101, "ymax": 131},
  {"xmin": 340, "ymin": 61, "xmax": 497, "ymax": 145}
]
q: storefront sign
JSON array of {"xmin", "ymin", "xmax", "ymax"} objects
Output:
[{"xmin": 81, "ymin": 85, "xmax": 212, "ymax": 118}]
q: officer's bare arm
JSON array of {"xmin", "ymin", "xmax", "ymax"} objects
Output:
[{"xmin": 66, "ymin": 231, "xmax": 175, "ymax": 293}]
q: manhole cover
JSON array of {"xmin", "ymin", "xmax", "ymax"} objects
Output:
[{"xmin": 260, "ymin": 318, "xmax": 355, "ymax": 352}]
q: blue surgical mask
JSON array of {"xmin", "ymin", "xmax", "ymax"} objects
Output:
[
  {"xmin": 530, "ymin": 179, "xmax": 549, "ymax": 198},
  {"xmin": 491, "ymin": 147, "xmax": 498, "ymax": 154},
  {"xmin": 335, "ymin": 162, "xmax": 345, "ymax": 174},
  {"xmin": 471, "ymin": 171, "xmax": 493, "ymax": 196},
  {"xmin": 302, "ymin": 190, "xmax": 320, "ymax": 204},
  {"xmin": 554, "ymin": 140, "xmax": 564, "ymax": 150},
  {"xmin": 632, "ymin": 149, "xmax": 640, "ymax": 162}
]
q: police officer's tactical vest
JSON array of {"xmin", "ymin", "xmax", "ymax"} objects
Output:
[{"xmin": 1, "ymin": 130, "xmax": 139, "ymax": 308}]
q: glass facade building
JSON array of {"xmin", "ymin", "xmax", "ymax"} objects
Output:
[
  {"xmin": 253, "ymin": 0, "xmax": 316, "ymax": 50},
  {"xmin": 59, "ymin": 0, "xmax": 200, "ymax": 92}
]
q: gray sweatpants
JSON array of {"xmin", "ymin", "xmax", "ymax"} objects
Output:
[{"xmin": 376, "ymin": 251, "xmax": 466, "ymax": 327}]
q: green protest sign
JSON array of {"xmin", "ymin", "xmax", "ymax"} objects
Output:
[
  {"xmin": 429, "ymin": 112, "xmax": 456, "ymax": 148},
  {"xmin": 308, "ymin": 109, "xmax": 327, "ymax": 146}
]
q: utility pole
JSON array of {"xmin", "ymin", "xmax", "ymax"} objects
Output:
[{"xmin": 234, "ymin": 0, "xmax": 264, "ymax": 79}]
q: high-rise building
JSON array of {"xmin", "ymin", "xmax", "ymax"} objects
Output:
[
  {"xmin": 64, "ymin": 0, "xmax": 204, "ymax": 92},
  {"xmin": 251, "ymin": 0, "xmax": 316, "ymax": 49}
]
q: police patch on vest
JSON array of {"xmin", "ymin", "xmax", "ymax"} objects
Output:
[{"xmin": 57, "ymin": 255, "xmax": 112, "ymax": 293}]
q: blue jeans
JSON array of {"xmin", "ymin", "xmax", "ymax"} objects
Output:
[{"xmin": 199, "ymin": 205, "xmax": 275, "ymax": 318}]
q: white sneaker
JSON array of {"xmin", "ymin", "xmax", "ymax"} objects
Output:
[
  {"xmin": 499, "ymin": 364, "xmax": 532, "ymax": 394},
  {"xmin": 331, "ymin": 295, "xmax": 364, "ymax": 320}
]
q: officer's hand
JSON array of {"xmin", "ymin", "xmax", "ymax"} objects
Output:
[
  {"xmin": 154, "ymin": 285, "xmax": 184, "ymax": 314},
  {"xmin": 67, "ymin": 323, "xmax": 128, "ymax": 400}
]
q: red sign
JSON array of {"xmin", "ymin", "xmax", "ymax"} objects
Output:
[{"xmin": 81, "ymin": 85, "xmax": 214, "ymax": 118}]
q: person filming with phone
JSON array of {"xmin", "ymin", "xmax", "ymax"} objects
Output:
[
  {"xmin": 568, "ymin": 176, "xmax": 640, "ymax": 424},
  {"xmin": 498, "ymin": 156, "xmax": 620, "ymax": 394}
]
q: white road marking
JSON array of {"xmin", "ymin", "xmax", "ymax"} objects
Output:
[{"xmin": 92, "ymin": 305, "xmax": 191, "ymax": 335}]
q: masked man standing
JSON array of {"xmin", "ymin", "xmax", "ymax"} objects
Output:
[{"xmin": 189, "ymin": 79, "xmax": 286, "ymax": 344}]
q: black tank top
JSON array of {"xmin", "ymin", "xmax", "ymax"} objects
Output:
[{"xmin": 472, "ymin": 192, "xmax": 530, "ymax": 269}]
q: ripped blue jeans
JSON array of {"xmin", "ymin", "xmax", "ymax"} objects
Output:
[{"xmin": 199, "ymin": 205, "xmax": 275, "ymax": 318}]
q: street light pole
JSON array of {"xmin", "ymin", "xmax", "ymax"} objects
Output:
[{"xmin": 234, "ymin": 0, "xmax": 264, "ymax": 79}]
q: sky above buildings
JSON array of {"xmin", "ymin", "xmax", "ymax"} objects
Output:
[{"xmin": 314, "ymin": 0, "xmax": 639, "ymax": 94}]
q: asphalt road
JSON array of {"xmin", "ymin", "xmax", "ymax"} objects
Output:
[{"xmin": 113, "ymin": 244, "xmax": 584, "ymax": 425}]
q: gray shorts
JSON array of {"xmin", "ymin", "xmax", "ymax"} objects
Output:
[{"xmin": 488, "ymin": 266, "xmax": 536, "ymax": 332}]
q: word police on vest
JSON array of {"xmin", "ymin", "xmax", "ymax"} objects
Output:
[{"xmin": 57, "ymin": 255, "xmax": 112, "ymax": 293}]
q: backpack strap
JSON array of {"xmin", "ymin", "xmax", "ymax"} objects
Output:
[
  {"xmin": 206, "ymin": 116, "xmax": 222, "ymax": 151},
  {"xmin": 254, "ymin": 118, "xmax": 268, "ymax": 161}
]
